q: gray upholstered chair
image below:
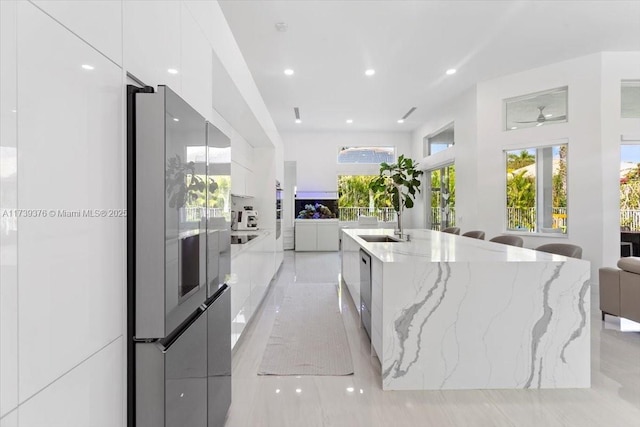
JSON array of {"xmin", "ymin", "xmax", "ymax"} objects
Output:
[
  {"xmin": 441, "ymin": 227, "xmax": 460, "ymax": 235},
  {"xmin": 599, "ymin": 257, "xmax": 640, "ymax": 323},
  {"xmin": 462, "ymin": 230, "xmax": 485, "ymax": 240},
  {"xmin": 489, "ymin": 235, "xmax": 524, "ymax": 247},
  {"xmin": 535, "ymin": 243, "xmax": 582, "ymax": 259}
]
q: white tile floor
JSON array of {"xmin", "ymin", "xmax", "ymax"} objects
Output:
[{"xmin": 225, "ymin": 252, "xmax": 640, "ymax": 427}]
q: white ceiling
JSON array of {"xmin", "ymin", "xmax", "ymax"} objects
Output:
[{"xmin": 219, "ymin": 1, "xmax": 640, "ymax": 133}]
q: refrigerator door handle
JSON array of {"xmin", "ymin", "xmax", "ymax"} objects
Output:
[{"xmin": 158, "ymin": 306, "xmax": 205, "ymax": 352}]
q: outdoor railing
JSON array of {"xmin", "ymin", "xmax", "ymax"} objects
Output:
[
  {"xmin": 506, "ymin": 207, "xmax": 567, "ymax": 232},
  {"xmin": 430, "ymin": 207, "xmax": 456, "ymax": 230},
  {"xmin": 428, "ymin": 207, "xmax": 568, "ymax": 232},
  {"xmin": 337, "ymin": 207, "xmax": 397, "ymax": 222},
  {"xmin": 621, "ymin": 210, "xmax": 640, "ymax": 230}
]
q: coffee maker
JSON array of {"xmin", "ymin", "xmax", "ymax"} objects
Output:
[{"xmin": 232, "ymin": 206, "xmax": 258, "ymax": 230}]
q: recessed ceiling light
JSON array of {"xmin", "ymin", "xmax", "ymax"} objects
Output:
[
  {"xmin": 346, "ymin": 119, "xmax": 353, "ymax": 124},
  {"xmin": 510, "ymin": 126, "xmax": 518, "ymax": 130},
  {"xmin": 397, "ymin": 119, "xmax": 404, "ymax": 124},
  {"xmin": 81, "ymin": 64, "xmax": 94, "ymax": 70},
  {"xmin": 284, "ymin": 69, "xmax": 294, "ymax": 76},
  {"xmin": 167, "ymin": 68, "xmax": 178, "ymax": 74},
  {"xmin": 295, "ymin": 119, "xmax": 301, "ymax": 124},
  {"xmin": 295, "ymin": 388, "xmax": 302, "ymax": 393},
  {"xmin": 365, "ymin": 69, "xmax": 375, "ymax": 76},
  {"xmin": 11, "ymin": 109, "xmax": 16, "ymax": 113},
  {"xmin": 173, "ymin": 118, "xmax": 179, "ymax": 122},
  {"xmin": 446, "ymin": 68, "xmax": 457, "ymax": 75}
]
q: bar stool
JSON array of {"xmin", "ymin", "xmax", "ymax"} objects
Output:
[
  {"xmin": 535, "ymin": 243, "xmax": 583, "ymax": 259},
  {"xmin": 489, "ymin": 235, "xmax": 524, "ymax": 247},
  {"xmin": 462, "ymin": 230, "xmax": 485, "ymax": 240},
  {"xmin": 441, "ymin": 227, "xmax": 460, "ymax": 235}
]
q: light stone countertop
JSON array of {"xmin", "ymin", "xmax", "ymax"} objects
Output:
[
  {"xmin": 341, "ymin": 227, "xmax": 592, "ymax": 391},
  {"xmin": 342, "ymin": 228, "xmax": 585, "ymax": 264},
  {"xmin": 230, "ymin": 229, "xmax": 271, "ymax": 259}
]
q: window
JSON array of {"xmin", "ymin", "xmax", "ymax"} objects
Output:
[
  {"xmin": 337, "ymin": 146, "xmax": 395, "ymax": 164},
  {"xmin": 505, "ymin": 143, "xmax": 568, "ymax": 234},
  {"xmin": 621, "ymin": 80, "xmax": 640, "ymax": 118},
  {"xmin": 504, "ymin": 87, "xmax": 568, "ymax": 131},
  {"xmin": 427, "ymin": 164, "xmax": 455, "ymax": 230},
  {"xmin": 620, "ymin": 144, "xmax": 640, "ymax": 230},
  {"xmin": 337, "ymin": 175, "xmax": 396, "ymax": 222},
  {"xmin": 423, "ymin": 123, "xmax": 454, "ymax": 157}
]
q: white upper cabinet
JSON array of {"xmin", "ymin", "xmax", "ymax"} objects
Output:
[
  {"xmin": 123, "ymin": 0, "xmax": 181, "ymax": 92},
  {"xmin": 16, "ymin": 2, "xmax": 123, "ymax": 403},
  {"xmin": 180, "ymin": 3, "xmax": 213, "ymax": 121},
  {"xmin": 31, "ymin": 0, "xmax": 123, "ymax": 66}
]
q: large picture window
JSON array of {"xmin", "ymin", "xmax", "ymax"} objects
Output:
[
  {"xmin": 505, "ymin": 143, "xmax": 568, "ymax": 234},
  {"xmin": 337, "ymin": 175, "xmax": 396, "ymax": 222}
]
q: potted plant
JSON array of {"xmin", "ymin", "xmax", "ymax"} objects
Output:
[{"xmin": 369, "ymin": 154, "xmax": 423, "ymax": 238}]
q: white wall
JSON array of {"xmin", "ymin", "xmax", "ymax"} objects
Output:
[
  {"xmin": 409, "ymin": 88, "xmax": 478, "ymax": 229},
  {"xmin": 410, "ymin": 52, "xmax": 640, "ymax": 280},
  {"xmin": 281, "ymin": 131, "xmax": 412, "ymax": 217},
  {"xmin": 475, "ymin": 53, "xmax": 604, "ymax": 278},
  {"xmin": 600, "ymin": 52, "xmax": 640, "ymax": 269},
  {"xmin": 0, "ymin": 1, "xmax": 280, "ymax": 426}
]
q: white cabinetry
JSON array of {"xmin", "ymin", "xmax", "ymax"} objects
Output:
[
  {"xmin": 317, "ymin": 221, "xmax": 340, "ymax": 251},
  {"xmin": 294, "ymin": 221, "xmax": 317, "ymax": 251},
  {"xmin": 229, "ymin": 232, "xmax": 277, "ymax": 348},
  {"xmin": 229, "ymin": 250, "xmax": 251, "ymax": 348},
  {"xmin": 295, "ymin": 220, "xmax": 339, "ymax": 251}
]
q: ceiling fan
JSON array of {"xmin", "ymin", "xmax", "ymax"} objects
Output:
[{"xmin": 515, "ymin": 106, "xmax": 566, "ymax": 125}]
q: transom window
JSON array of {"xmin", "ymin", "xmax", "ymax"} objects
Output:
[
  {"xmin": 622, "ymin": 80, "xmax": 640, "ymax": 118},
  {"xmin": 423, "ymin": 123, "xmax": 454, "ymax": 157},
  {"xmin": 337, "ymin": 146, "xmax": 395, "ymax": 164},
  {"xmin": 504, "ymin": 87, "xmax": 568, "ymax": 131}
]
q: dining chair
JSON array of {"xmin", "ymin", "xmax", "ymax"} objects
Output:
[{"xmin": 489, "ymin": 235, "xmax": 524, "ymax": 247}]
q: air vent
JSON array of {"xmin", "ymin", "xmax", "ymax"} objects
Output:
[{"xmin": 401, "ymin": 107, "xmax": 417, "ymax": 120}]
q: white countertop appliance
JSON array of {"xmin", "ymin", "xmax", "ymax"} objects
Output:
[{"xmin": 233, "ymin": 207, "xmax": 258, "ymax": 230}]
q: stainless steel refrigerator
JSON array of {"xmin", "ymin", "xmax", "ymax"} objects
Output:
[{"xmin": 127, "ymin": 85, "xmax": 232, "ymax": 427}]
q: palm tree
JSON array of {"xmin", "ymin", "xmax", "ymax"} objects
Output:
[{"xmin": 507, "ymin": 150, "xmax": 536, "ymax": 170}]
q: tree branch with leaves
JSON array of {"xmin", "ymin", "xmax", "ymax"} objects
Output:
[{"xmin": 369, "ymin": 154, "xmax": 423, "ymax": 213}]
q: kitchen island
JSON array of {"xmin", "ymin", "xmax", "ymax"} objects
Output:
[{"xmin": 341, "ymin": 228, "xmax": 591, "ymax": 391}]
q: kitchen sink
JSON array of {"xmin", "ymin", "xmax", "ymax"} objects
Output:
[
  {"xmin": 231, "ymin": 235, "xmax": 259, "ymax": 244},
  {"xmin": 358, "ymin": 235, "xmax": 403, "ymax": 243}
]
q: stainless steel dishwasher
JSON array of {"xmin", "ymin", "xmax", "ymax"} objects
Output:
[{"xmin": 360, "ymin": 249, "xmax": 372, "ymax": 340}]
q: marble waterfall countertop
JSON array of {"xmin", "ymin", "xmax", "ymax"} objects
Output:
[{"xmin": 341, "ymin": 228, "xmax": 591, "ymax": 391}]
